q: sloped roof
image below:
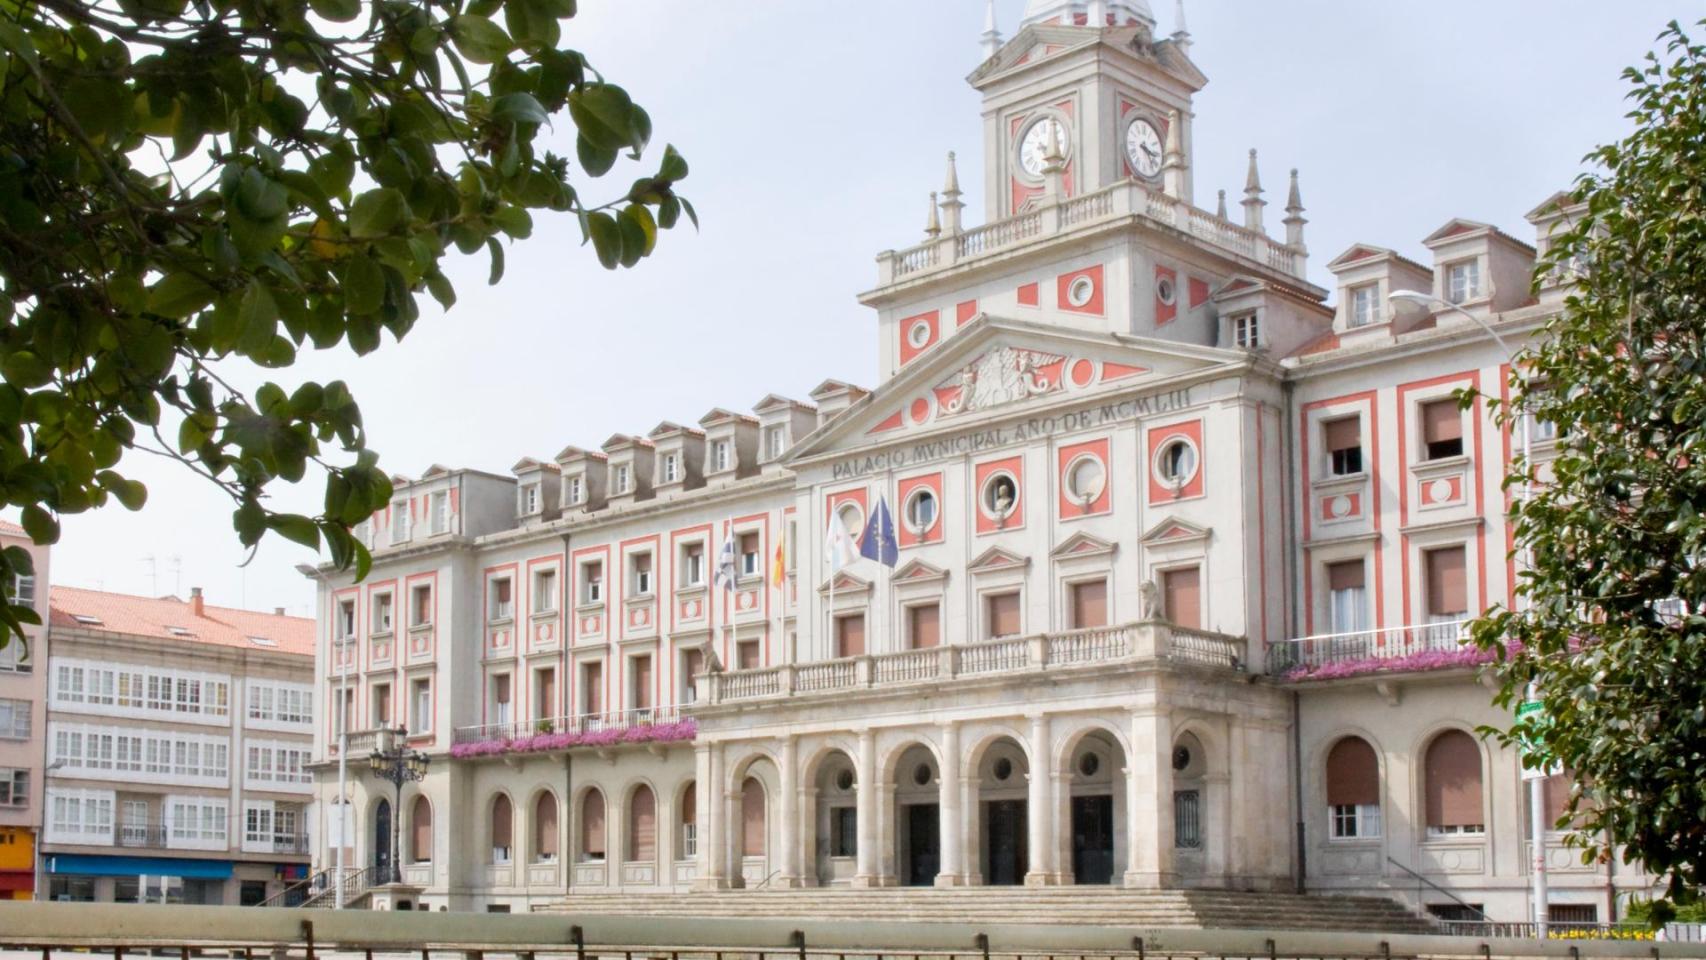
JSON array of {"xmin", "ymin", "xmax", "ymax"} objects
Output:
[
  {"xmin": 0, "ymin": 520, "xmax": 25, "ymax": 537},
  {"xmin": 49, "ymin": 585, "xmax": 313, "ymax": 657}
]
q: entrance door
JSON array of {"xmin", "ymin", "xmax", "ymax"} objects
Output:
[
  {"xmin": 984, "ymin": 799, "xmax": 1027, "ymax": 886},
  {"xmin": 903, "ymin": 803, "xmax": 940, "ymax": 886},
  {"xmin": 1071, "ymin": 794, "xmax": 1115, "ymax": 884},
  {"xmin": 373, "ymin": 798, "xmax": 392, "ymax": 879}
]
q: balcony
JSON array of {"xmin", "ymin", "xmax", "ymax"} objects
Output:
[
  {"xmin": 701, "ymin": 621, "xmax": 1244, "ymax": 706},
  {"xmin": 873, "ymin": 179, "xmax": 1307, "ymax": 289},
  {"xmin": 451, "ymin": 706, "xmax": 693, "ymax": 759},
  {"xmin": 1264, "ymin": 619, "xmax": 1486, "ymax": 680},
  {"xmin": 246, "ymin": 833, "xmax": 312, "ymax": 855},
  {"xmin": 116, "ymin": 821, "xmax": 169, "ymax": 848}
]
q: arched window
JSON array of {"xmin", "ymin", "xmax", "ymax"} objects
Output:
[
  {"xmin": 1325, "ymin": 736, "xmax": 1381, "ymax": 839},
  {"xmin": 679, "ymin": 782, "xmax": 697, "ymax": 859},
  {"xmin": 627, "ymin": 785, "xmax": 656, "ymax": 862},
  {"xmin": 533, "ymin": 792, "xmax": 558, "ymax": 863},
  {"xmin": 740, "ymin": 776, "xmax": 766, "ymax": 857},
  {"xmin": 490, "ymin": 794, "xmax": 513, "ymax": 864},
  {"xmin": 410, "ymin": 796, "xmax": 433, "ymax": 863},
  {"xmin": 1423, "ymin": 730, "xmax": 1485, "ymax": 836},
  {"xmin": 580, "ymin": 788, "xmax": 606, "ymax": 861}
]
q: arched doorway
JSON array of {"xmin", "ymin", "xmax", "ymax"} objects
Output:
[
  {"xmin": 974, "ymin": 737, "xmax": 1028, "ymax": 886},
  {"xmin": 372, "ymin": 798, "xmax": 392, "ymax": 879},
  {"xmin": 1063, "ymin": 729, "xmax": 1124, "ymax": 885},
  {"xmin": 812, "ymin": 750, "xmax": 858, "ymax": 886},
  {"xmin": 890, "ymin": 744, "xmax": 939, "ymax": 886}
]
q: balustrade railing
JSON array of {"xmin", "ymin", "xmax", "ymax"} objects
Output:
[
  {"xmin": 453, "ymin": 705, "xmax": 683, "ymax": 746},
  {"xmin": 1265, "ymin": 619, "xmax": 1474, "ymax": 677},
  {"xmin": 705, "ymin": 620, "xmax": 1240, "ymax": 704}
]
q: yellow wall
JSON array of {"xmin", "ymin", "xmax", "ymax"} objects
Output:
[{"xmin": 0, "ymin": 825, "xmax": 36, "ymax": 871}]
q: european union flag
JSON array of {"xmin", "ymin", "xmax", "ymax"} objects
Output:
[{"xmin": 860, "ymin": 495, "xmax": 898, "ymax": 568}]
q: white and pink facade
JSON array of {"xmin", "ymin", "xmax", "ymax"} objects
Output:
[{"xmin": 306, "ymin": 0, "xmax": 1649, "ymax": 924}]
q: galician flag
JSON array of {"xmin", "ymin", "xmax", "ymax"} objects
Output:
[
  {"xmin": 859, "ymin": 496, "xmax": 899, "ymax": 568},
  {"xmin": 825, "ymin": 510, "xmax": 858, "ymax": 574},
  {"xmin": 712, "ymin": 527, "xmax": 739, "ymax": 591}
]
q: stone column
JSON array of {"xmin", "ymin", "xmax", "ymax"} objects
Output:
[
  {"xmin": 961, "ymin": 774, "xmax": 982, "ymax": 885},
  {"xmin": 778, "ymin": 735, "xmax": 801, "ymax": 887},
  {"xmin": 936, "ymin": 722, "xmax": 963, "ymax": 886},
  {"xmin": 1124, "ymin": 709, "xmax": 1174, "ymax": 888},
  {"xmin": 1025, "ymin": 713, "xmax": 1056, "ymax": 885},
  {"xmin": 692, "ymin": 742, "xmax": 726, "ymax": 890},
  {"xmin": 724, "ymin": 777, "xmax": 743, "ymax": 887},
  {"xmin": 853, "ymin": 729, "xmax": 878, "ymax": 887}
]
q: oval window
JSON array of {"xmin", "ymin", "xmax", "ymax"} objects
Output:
[
  {"xmin": 835, "ymin": 768, "xmax": 855, "ymax": 792},
  {"xmin": 1078, "ymin": 752, "xmax": 1101, "ymax": 777},
  {"xmin": 981, "ymin": 473, "xmax": 1018, "ymax": 521},
  {"xmin": 993, "ymin": 757, "xmax": 1014, "ymax": 781},
  {"xmin": 907, "ymin": 319, "xmax": 932, "ymax": 349},
  {"xmin": 905, "ymin": 488, "xmax": 939, "ymax": 534},
  {"xmin": 1067, "ymin": 275, "xmax": 1095, "ymax": 308},
  {"xmin": 1155, "ymin": 438, "xmax": 1198, "ymax": 489},
  {"xmin": 1156, "ymin": 275, "xmax": 1177, "ymax": 306},
  {"xmin": 1066, "ymin": 455, "xmax": 1105, "ymax": 506},
  {"xmin": 913, "ymin": 763, "xmax": 932, "ymax": 787}
]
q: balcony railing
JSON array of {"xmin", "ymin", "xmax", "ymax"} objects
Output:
[
  {"xmin": 876, "ymin": 179, "xmax": 1306, "ymax": 286},
  {"xmin": 116, "ymin": 822, "xmax": 169, "ymax": 847},
  {"xmin": 1265, "ymin": 619, "xmax": 1480, "ymax": 679},
  {"xmin": 452, "ymin": 705, "xmax": 683, "ymax": 748},
  {"xmin": 701, "ymin": 621, "xmax": 1243, "ymax": 706}
]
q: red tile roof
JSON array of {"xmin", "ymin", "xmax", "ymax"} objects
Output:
[
  {"xmin": 49, "ymin": 585, "xmax": 313, "ymax": 658},
  {"xmin": 0, "ymin": 520, "xmax": 26, "ymax": 537}
]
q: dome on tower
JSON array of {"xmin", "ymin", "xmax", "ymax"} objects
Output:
[{"xmin": 1018, "ymin": 0, "xmax": 1155, "ymax": 29}]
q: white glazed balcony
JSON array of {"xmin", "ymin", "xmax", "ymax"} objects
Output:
[{"xmin": 1264, "ymin": 619, "xmax": 1477, "ymax": 679}]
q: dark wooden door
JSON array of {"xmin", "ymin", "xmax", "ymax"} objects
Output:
[
  {"xmin": 904, "ymin": 803, "xmax": 940, "ymax": 886},
  {"xmin": 373, "ymin": 798, "xmax": 392, "ymax": 876},
  {"xmin": 984, "ymin": 799, "xmax": 1028, "ymax": 886},
  {"xmin": 1071, "ymin": 794, "xmax": 1115, "ymax": 884}
]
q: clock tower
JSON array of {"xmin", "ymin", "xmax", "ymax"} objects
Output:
[{"xmin": 970, "ymin": 0, "xmax": 1204, "ymax": 220}]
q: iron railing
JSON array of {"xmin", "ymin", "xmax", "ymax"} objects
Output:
[
  {"xmin": 453, "ymin": 705, "xmax": 682, "ymax": 747},
  {"xmin": 1265, "ymin": 619, "xmax": 1473, "ymax": 676}
]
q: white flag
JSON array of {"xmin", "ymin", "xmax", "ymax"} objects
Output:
[
  {"xmin": 713, "ymin": 529, "xmax": 738, "ymax": 591},
  {"xmin": 825, "ymin": 511, "xmax": 857, "ymax": 574}
]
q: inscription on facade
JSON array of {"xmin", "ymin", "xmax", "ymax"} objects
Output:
[{"xmin": 831, "ymin": 387, "xmax": 1193, "ymax": 480}]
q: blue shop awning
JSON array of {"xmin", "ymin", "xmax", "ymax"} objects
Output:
[{"xmin": 47, "ymin": 854, "xmax": 234, "ymax": 879}]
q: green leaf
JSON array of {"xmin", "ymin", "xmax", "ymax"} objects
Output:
[
  {"xmin": 147, "ymin": 273, "xmax": 218, "ymax": 319},
  {"xmin": 486, "ymin": 236, "xmax": 505, "ymax": 285},
  {"xmin": 308, "ymin": 0, "xmax": 362, "ymax": 21},
  {"xmin": 492, "ymin": 205, "xmax": 533, "ymax": 239},
  {"xmin": 568, "ymin": 84, "xmax": 638, "ymax": 152},
  {"xmin": 586, "ymin": 212, "xmax": 621, "ymax": 270},
  {"xmin": 426, "ymin": 272, "xmax": 457, "ymax": 310},
  {"xmin": 349, "ymin": 188, "xmax": 408, "ymax": 239},
  {"xmin": 342, "ymin": 258, "xmax": 386, "ymax": 314},
  {"xmin": 576, "ymin": 135, "xmax": 617, "ymax": 177},
  {"xmin": 491, "ymin": 92, "xmax": 548, "ymax": 126},
  {"xmin": 658, "ymin": 143, "xmax": 689, "ymax": 182},
  {"xmin": 267, "ymin": 514, "xmax": 322, "ymax": 550},
  {"xmin": 239, "ymin": 279, "xmax": 279, "ymax": 350},
  {"xmin": 450, "ymin": 15, "xmax": 513, "ymax": 65},
  {"xmin": 20, "ymin": 505, "xmax": 57, "ymax": 545}
]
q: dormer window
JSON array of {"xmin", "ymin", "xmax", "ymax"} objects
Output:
[
  {"xmin": 390, "ymin": 501, "xmax": 410, "ymax": 543},
  {"xmin": 1446, "ymin": 260, "xmax": 1482, "ymax": 304},
  {"xmin": 764, "ymin": 426, "xmax": 785, "ymax": 461},
  {"xmin": 662, "ymin": 454, "xmax": 680, "ymax": 484},
  {"xmin": 1231, "ymin": 312, "xmax": 1259, "ymax": 349},
  {"xmin": 565, "ymin": 476, "xmax": 583, "ymax": 506},
  {"xmin": 1350, "ymin": 284, "xmax": 1380, "ymax": 328},
  {"xmin": 520, "ymin": 484, "xmax": 539, "ymax": 515},
  {"xmin": 430, "ymin": 491, "xmax": 449, "ymax": 534},
  {"xmin": 614, "ymin": 464, "xmax": 630, "ymax": 494},
  {"xmin": 712, "ymin": 440, "xmax": 730, "ymax": 473}
]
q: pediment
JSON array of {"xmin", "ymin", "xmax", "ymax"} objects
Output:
[
  {"xmin": 970, "ymin": 23, "xmax": 1205, "ymax": 92},
  {"xmin": 1140, "ymin": 517, "xmax": 1210, "ymax": 545},
  {"xmin": 969, "ymin": 545, "xmax": 1030, "ymax": 573},
  {"xmin": 788, "ymin": 315, "xmax": 1234, "ymax": 461},
  {"xmin": 1423, "ymin": 218, "xmax": 1494, "ymax": 247},
  {"xmin": 1050, "ymin": 531, "xmax": 1118, "ymax": 560},
  {"xmin": 893, "ymin": 559, "xmax": 948, "ymax": 584},
  {"xmin": 817, "ymin": 571, "xmax": 871, "ymax": 595}
]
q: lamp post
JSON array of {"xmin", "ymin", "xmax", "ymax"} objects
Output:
[
  {"xmin": 367, "ymin": 725, "xmax": 429, "ymax": 885},
  {"xmin": 1389, "ymin": 290, "xmax": 1546, "ymax": 938},
  {"xmin": 33, "ymin": 758, "xmax": 67, "ymax": 900}
]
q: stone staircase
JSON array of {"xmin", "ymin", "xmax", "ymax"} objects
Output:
[{"xmin": 537, "ymin": 887, "xmax": 1439, "ymax": 933}]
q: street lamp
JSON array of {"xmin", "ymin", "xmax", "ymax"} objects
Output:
[
  {"xmin": 1388, "ymin": 289, "xmax": 1547, "ymax": 938},
  {"xmin": 33, "ymin": 758, "xmax": 67, "ymax": 900},
  {"xmin": 367, "ymin": 725, "xmax": 429, "ymax": 885}
]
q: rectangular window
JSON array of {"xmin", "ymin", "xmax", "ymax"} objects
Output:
[
  {"xmin": 631, "ymin": 553, "xmax": 653, "ymax": 596},
  {"xmin": 430, "ymin": 491, "xmax": 449, "ymax": 534},
  {"xmin": 681, "ymin": 543, "xmax": 705, "ymax": 588},
  {"xmin": 1232, "ymin": 312, "xmax": 1259, "ymax": 349},
  {"xmin": 1327, "ymin": 560, "xmax": 1368, "ymax": 635},
  {"xmin": 582, "ymin": 561, "xmax": 604, "ymax": 604},
  {"xmin": 1350, "ymin": 283, "xmax": 1380, "ymax": 328},
  {"xmin": 0, "ymin": 634, "xmax": 27, "ymax": 673},
  {"xmin": 566, "ymin": 476, "xmax": 583, "ymax": 506},
  {"xmin": 907, "ymin": 603, "xmax": 941, "ymax": 650},
  {"xmin": 489, "ymin": 577, "xmax": 513, "ymax": 621},
  {"xmin": 1420, "ymin": 399, "xmax": 1464, "ymax": 460},
  {"xmin": 1161, "ymin": 567, "xmax": 1202, "ymax": 630},
  {"xmin": 371, "ymin": 683, "xmax": 391, "ymax": 728},
  {"xmin": 520, "ymin": 484, "xmax": 539, "ymax": 514},
  {"xmin": 830, "ymin": 806, "xmax": 857, "ymax": 857},
  {"xmin": 1069, "ymin": 580, "xmax": 1108, "ymax": 630},
  {"xmin": 662, "ymin": 454, "xmax": 679, "ymax": 483},
  {"xmin": 410, "ymin": 584, "xmax": 433, "ymax": 627},
  {"xmin": 1173, "ymin": 789, "xmax": 1202, "ymax": 849},
  {"xmin": 581, "ymin": 661, "xmax": 603, "ymax": 717},
  {"xmin": 739, "ymin": 533, "xmax": 760, "ymax": 577},
  {"xmin": 337, "ymin": 600, "xmax": 356, "ymax": 640},
  {"xmin": 1330, "ymin": 803, "xmax": 1382, "ymax": 839},
  {"xmin": 712, "ymin": 440, "xmax": 730, "ymax": 473},
  {"xmin": 1424, "ymin": 547, "xmax": 1468, "ymax": 620},
  {"xmin": 491, "ymin": 674, "xmax": 512, "ymax": 727},
  {"xmin": 533, "ymin": 568, "xmax": 558, "ymax": 614},
  {"xmin": 834, "ymin": 614, "xmax": 865, "ymax": 658},
  {"xmin": 764, "ymin": 426, "xmax": 786, "ymax": 461},
  {"xmin": 8, "ymin": 574, "xmax": 36, "ymax": 607},
  {"xmin": 2, "ymin": 697, "xmax": 33, "ymax": 739},
  {"xmin": 0, "ymin": 768, "xmax": 28, "ymax": 806},
  {"xmin": 1325, "ymin": 417, "xmax": 1363, "ymax": 476},
  {"xmin": 373, "ymin": 593, "xmax": 393, "ymax": 633},
  {"xmin": 736, "ymin": 639, "xmax": 761, "ymax": 671},
  {"xmin": 390, "ymin": 501, "xmax": 410, "ymax": 543},
  {"xmin": 614, "ymin": 464, "xmax": 630, "ymax": 494},
  {"xmin": 410, "ymin": 678, "xmax": 431, "ymax": 733},
  {"xmin": 534, "ymin": 667, "xmax": 556, "ymax": 722},
  {"xmin": 1447, "ymin": 259, "xmax": 1482, "ymax": 303},
  {"xmin": 680, "ymin": 647, "xmax": 705, "ymax": 703},
  {"xmin": 984, "ymin": 591, "xmax": 1021, "ymax": 639},
  {"xmin": 630, "ymin": 655, "xmax": 653, "ymax": 712}
]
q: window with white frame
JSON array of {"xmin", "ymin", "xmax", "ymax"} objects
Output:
[
  {"xmin": 168, "ymin": 795, "xmax": 229, "ymax": 847},
  {"xmin": 0, "ymin": 767, "xmax": 28, "ymax": 806},
  {"xmin": 430, "ymin": 491, "xmax": 450, "ymax": 534},
  {"xmin": 7, "ymin": 573, "xmax": 35, "ymax": 606},
  {"xmin": 51, "ymin": 722, "xmax": 229, "ymax": 784},
  {"xmin": 662, "ymin": 454, "xmax": 680, "ymax": 483},
  {"xmin": 1326, "ymin": 560, "xmax": 1369, "ymax": 635},
  {"xmin": 337, "ymin": 599, "xmax": 356, "ymax": 640},
  {"xmin": 245, "ymin": 741, "xmax": 312, "ymax": 787},
  {"xmin": 581, "ymin": 560, "xmax": 604, "ymax": 603},
  {"xmin": 764, "ymin": 426, "xmax": 786, "ymax": 461},
  {"xmin": 1446, "ymin": 259, "xmax": 1482, "ymax": 303},
  {"xmin": 533, "ymin": 568, "xmax": 558, "ymax": 614},
  {"xmin": 1325, "ymin": 737, "xmax": 1382, "ymax": 839},
  {"xmin": 247, "ymin": 681, "xmax": 313, "ymax": 726},
  {"xmin": 614, "ymin": 464, "xmax": 630, "ymax": 494},
  {"xmin": 53, "ymin": 660, "xmax": 230, "ymax": 721},
  {"xmin": 1324, "ymin": 416, "xmax": 1363, "ymax": 476},
  {"xmin": 712, "ymin": 440, "xmax": 730, "ymax": 473},
  {"xmin": 1350, "ymin": 283, "xmax": 1380, "ymax": 328},
  {"xmin": 489, "ymin": 577, "xmax": 514, "ymax": 621},
  {"xmin": 631, "ymin": 553, "xmax": 653, "ymax": 595},
  {"xmin": 409, "ymin": 584, "xmax": 433, "ymax": 626},
  {"xmin": 520, "ymin": 483, "xmax": 540, "ymax": 515},
  {"xmin": 1231, "ymin": 311, "xmax": 1260, "ymax": 349},
  {"xmin": 373, "ymin": 593, "xmax": 394, "ymax": 633},
  {"xmin": 0, "ymin": 698, "xmax": 29, "ymax": 739},
  {"xmin": 680, "ymin": 542, "xmax": 704, "ymax": 588},
  {"xmin": 391, "ymin": 501, "xmax": 410, "ymax": 543},
  {"xmin": 490, "ymin": 673, "xmax": 512, "ymax": 727},
  {"xmin": 48, "ymin": 789, "xmax": 113, "ymax": 843},
  {"xmin": 244, "ymin": 800, "xmax": 303, "ymax": 849},
  {"xmin": 0, "ymin": 635, "xmax": 27, "ymax": 673},
  {"xmin": 739, "ymin": 532, "xmax": 760, "ymax": 578},
  {"xmin": 410, "ymin": 677, "xmax": 432, "ymax": 733},
  {"xmin": 565, "ymin": 475, "xmax": 584, "ymax": 506}
]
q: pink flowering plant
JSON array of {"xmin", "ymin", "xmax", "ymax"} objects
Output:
[
  {"xmin": 1280, "ymin": 645, "xmax": 1494, "ymax": 681},
  {"xmin": 450, "ymin": 718, "xmax": 697, "ymax": 759}
]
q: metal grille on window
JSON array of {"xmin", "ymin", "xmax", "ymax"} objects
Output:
[{"xmin": 1173, "ymin": 789, "xmax": 1202, "ymax": 849}]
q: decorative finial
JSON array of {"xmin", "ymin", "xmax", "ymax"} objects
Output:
[
  {"xmin": 943, "ymin": 151, "xmax": 962, "ymax": 198},
  {"xmin": 1042, "ymin": 126, "xmax": 1067, "ymax": 201},
  {"xmin": 1171, "ymin": 0, "xmax": 1191, "ymax": 52},
  {"xmin": 981, "ymin": 0, "xmax": 1003, "ymax": 59},
  {"xmin": 925, "ymin": 191, "xmax": 941, "ymax": 238},
  {"xmin": 1216, "ymin": 189, "xmax": 1227, "ymax": 219},
  {"xmin": 940, "ymin": 152, "xmax": 965, "ymax": 236},
  {"xmin": 1242, "ymin": 149, "xmax": 1267, "ymax": 233},
  {"xmin": 1244, "ymin": 148, "xmax": 1263, "ymax": 194},
  {"xmin": 1283, "ymin": 168, "xmax": 1308, "ymax": 260},
  {"xmin": 1286, "ymin": 167, "xmax": 1303, "ymax": 213},
  {"xmin": 1161, "ymin": 109, "xmax": 1187, "ymax": 200}
]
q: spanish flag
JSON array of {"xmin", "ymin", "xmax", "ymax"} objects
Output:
[{"xmin": 771, "ymin": 535, "xmax": 786, "ymax": 587}]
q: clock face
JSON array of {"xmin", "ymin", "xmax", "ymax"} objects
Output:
[
  {"xmin": 1018, "ymin": 118, "xmax": 1066, "ymax": 178},
  {"xmin": 1126, "ymin": 119, "xmax": 1164, "ymax": 178}
]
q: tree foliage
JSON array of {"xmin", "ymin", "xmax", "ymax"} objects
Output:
[
  {"xmin": 0, "ymin": 0, "xmax": 691, "ymax": 642},
  {"xmin": 1469, "ymin": 19, "xmax": 1706, "ymax": 905}
]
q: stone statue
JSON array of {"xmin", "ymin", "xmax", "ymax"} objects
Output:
[
  {"xmin": 1139, "ymin": 579, "xmax": 1162, "ymax": 621},
  {"xmin": 703, "ymin": 646, "xmax": 725, "ymax": 674}
]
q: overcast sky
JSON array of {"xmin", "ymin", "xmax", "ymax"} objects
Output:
[{"xmin": 37, "ymin": 1, "xmax": 1696, "ymax": 617}]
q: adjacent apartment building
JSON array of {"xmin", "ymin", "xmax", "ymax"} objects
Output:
[
  {"xmin": 40, "ymin": 587, "xmax": 314, "ymax": 904},
  {"xmin": 0, "ymin": 520, "xmax": 49, "ymax": 899}
]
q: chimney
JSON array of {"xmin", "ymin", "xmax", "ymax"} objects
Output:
[
  {"xmin": 190, "ymin": 586, "xmax": 204, "ymax": 618},
  {"xmin": 274, "ymin": 606, "xmax": 285, "ymax": 616}
]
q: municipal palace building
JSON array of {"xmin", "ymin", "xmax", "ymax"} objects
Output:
[{"xmin": 305, "ymin": 0, "xmax": 1647, "ymax": 924}]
